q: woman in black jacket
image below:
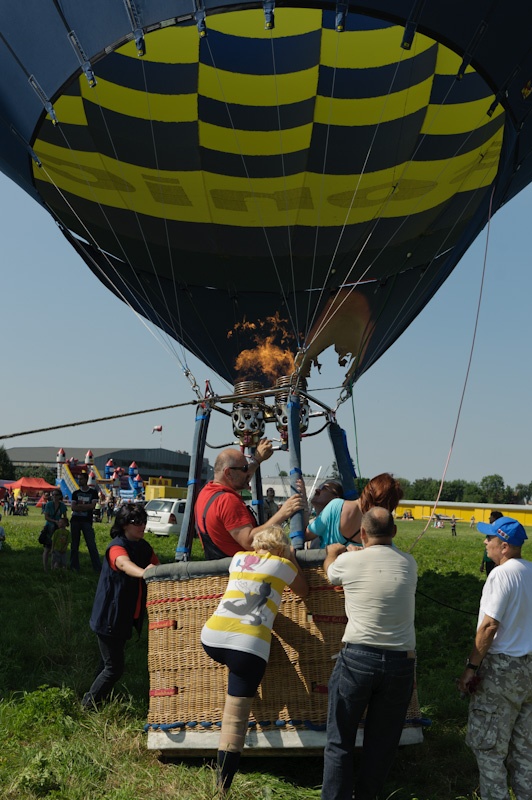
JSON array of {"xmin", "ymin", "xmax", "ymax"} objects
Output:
[{"xmin": 82, "ymin": 503, "xmax": 159, "ymax": 708}]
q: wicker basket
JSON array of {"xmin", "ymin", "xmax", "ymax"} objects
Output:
[{"xmin": 145, "ymin": 553, "xmax": 422, "ymax": 748}]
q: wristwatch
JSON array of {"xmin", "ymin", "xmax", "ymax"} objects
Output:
[{"xmin": 465, "ymin": 660, "xmax": 480, "ymax": 671}]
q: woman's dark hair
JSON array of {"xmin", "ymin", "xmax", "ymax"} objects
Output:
[
  {"xmin": 110, "ymin": 502, "xmax": 147, "ymax": 537},
  {"xmin": 360, "ymin": 473, "xmax": 403, "ymax": 514},
  {"xmin": 325, "ymin": 481, "xmax": 344, "ymax": 499}
]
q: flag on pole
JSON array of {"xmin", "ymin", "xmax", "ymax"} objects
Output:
[{"xmin": 152, "ymin": 425, "xmax": 163, "ymax": 433}]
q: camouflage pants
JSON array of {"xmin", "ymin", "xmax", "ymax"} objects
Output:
[{"xmin": 466, "ymin": 652, "xmax": 532, "ymax": 800}]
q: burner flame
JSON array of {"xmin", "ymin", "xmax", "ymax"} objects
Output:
[{"xmin": 229, "ymin": 312, "xmax": 296, "ymax": 383}]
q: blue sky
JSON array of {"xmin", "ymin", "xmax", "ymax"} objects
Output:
[{"xmin": 1, "ymin": 173, "xmax": 530, "ymax": 487}]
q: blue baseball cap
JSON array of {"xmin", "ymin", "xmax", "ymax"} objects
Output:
[{"xmin": 477, "ymin": 516, "xmax": 528, "ymax": 546}]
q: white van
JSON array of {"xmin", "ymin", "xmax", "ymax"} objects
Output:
[{"xmin": 145, "ymin": 498, "xmax": 186, "ymax": 536}]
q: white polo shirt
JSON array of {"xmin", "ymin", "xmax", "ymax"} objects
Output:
[{"xmin": 327, "ymin": 544, "xmax": 417, "ymax": 651}]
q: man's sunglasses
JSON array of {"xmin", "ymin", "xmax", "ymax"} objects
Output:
[{"xmin": 230, "ymin": 464, "xmax": 250, "ymax": 473}]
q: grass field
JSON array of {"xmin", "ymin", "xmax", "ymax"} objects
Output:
[{"xmin": 0, "ymin": 509, "xmax": 528, "ymax": 799}]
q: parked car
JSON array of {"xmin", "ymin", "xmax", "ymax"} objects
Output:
[{"xmin": 145, "ymin": 498, "xmax": 186, "ymax": 536}]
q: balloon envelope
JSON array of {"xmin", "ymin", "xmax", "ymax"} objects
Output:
[{"xmin": 1, "ymin": 2, "xmax": 532, "ymax": 386}]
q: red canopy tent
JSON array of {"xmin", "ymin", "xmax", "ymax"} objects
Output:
[{"xmin": 5, "ymin": 477, "xmax": 57, "ymax": 494}]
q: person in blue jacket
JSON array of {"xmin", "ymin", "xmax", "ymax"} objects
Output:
[{"xmin": 82, "ymin": 503, "xmax": 159, "ymax": 708}]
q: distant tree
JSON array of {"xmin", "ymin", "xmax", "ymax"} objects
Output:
[
  {"xmin": 397, "ymin": 477, "xmax": 412, "ymax": 499},
  {"xmin": 330, "ymin": 461, "xmax": 340, "ymax": 479},
  {"xmin": 462, "ymin": 482, "xmax": 484, "ymax": 503},
  {"xmin": 441, "ymin": 479, "xmax": 468, "ymax": 502},
  {"xmin": 14, "ymin": 465, "xmax": 56, "ymax": 485},
  {"xmin": 514, "ymin": 483, "xmax": 531, "ymax": 505},
  {"xmin": 278, "ymin": 470, "xmax": 288, "ymax": 477},
  {"xmin": 0, "ymin": 446, "xmax": 14, "ymax": 480},
  {"xmin": 479, "ymin": 474, "xmax": 506, "ymax": 504},
  {"xmin": 411, "ymin": 477, "xmax": 440, "ymax": 501},
  {"xmin": 502, "ymin": 484, "xmax": 521, "ymax": 505},
  {"xmin": 355, "ymin": 477, "xmax": 369, "ymax": 496}
]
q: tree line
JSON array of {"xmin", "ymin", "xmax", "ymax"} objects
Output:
[
  {"xmin": 2, "ymin": 447, "xmax": 530, "ymax": 506},
  {"xmin": 0, "ymin": 447, "xmax": 56, "ymax": 485},
  {"xmin": 360, "ymin": 475, "xmax": 531, "ymax": 506},
  {"xmin": 328, "ymin": 462, "xmax": 530, "ymax": 506}
]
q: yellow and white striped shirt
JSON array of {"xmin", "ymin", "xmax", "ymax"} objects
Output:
[{"xmin": 201, "ymin": 551, "xmax": 297, "ymax": 662}]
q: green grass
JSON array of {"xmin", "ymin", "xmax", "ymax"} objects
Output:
[{"xmin": 1, "ymin": 510, "xmax": 528, "ymax": 799}]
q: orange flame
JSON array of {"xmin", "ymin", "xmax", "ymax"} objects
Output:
[{"xmin": 229, "ymin": 312, "xmax": 296, "ymax": 383}]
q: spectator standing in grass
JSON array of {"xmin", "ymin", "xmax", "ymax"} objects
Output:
[
  {"xmin": 70, "ymin": 471, "xmax": 101, "ymax": 573},
  {"xmin": 106, "ymin": 496, "xmax": 115, "ymax": 523},
  {"xmin": 51, "ymin": 523, "xmax": 71, "ymax": 570},
  {"xmin": 42, "ymin": 490, "xmax": 69, "ymax": 571},
  {"xmin": 321, "ymin": 507, "xmax": 417, "ymax": 800},
  {"xmin": 458, "ymin": 516, "xmax": 532, "ymax": 800},
  {"xmin": 263, "ymin": 487, "xmax": 279, "ymax": 521},
  {"xmin": 82, "ymin": 503, "xmax": 159, "ymax": 709}
]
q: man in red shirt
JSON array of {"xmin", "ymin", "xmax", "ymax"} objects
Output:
[{"xmin": 195, "ymin": 438, "xmax": 304, "ymax": 558}]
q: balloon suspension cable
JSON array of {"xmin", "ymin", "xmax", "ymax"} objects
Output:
[
  {"xmin": 349, "ymin": 146, "xmax": 501, "ymax": 386},
  {"xmin": 317, "ymin": 120, "xmax": 499, "ymax": 410},
  {"xmin": 87, "ymin": 80, "xmax": 187, "ymax": 355},
  {"xmin": 39, "ymin": 163, "xmax": 189, "ymax": 370},
  {"xmin": 183, "ymin": 367, "xmax": 204, "ymax": 403},
  {"xmin": 42, "ymin": 87, "xmax": 234, "ymax": 384},
  {"xmin": 305, "ymin": 24, "xmax": 342, "ymax": 337},
  {"xmin": 268, "ymin": 28, "xmax": 300, "ymax": 343},
  {"xmin": 408, "ymin": 185, "xmax": 496, "ymax": 554},
  {"xmin": 51, "ymin": 115, "xmax": 182, "ymax": 360},
  {"xmin": 203, "ymin": 36, "xmax": 300, "ymax": 344},
  {"xmin": 304, "ymin": 44, "xmax": 409, "ymax": 341},
  {"xmin": 349, "ymin": 390, "xmax": 362, "ymax": 479},
  {"xmin": 304, "ymin": 63, "xmax": 493, "ymax": 359}
]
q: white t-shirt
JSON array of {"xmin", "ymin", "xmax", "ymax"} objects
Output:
[
  {"xmin": 327, "ymin": 544, "xmax": 417, "ymax": 650},
  {"xmin": 480, "ymin": 558, "xmax": 532, "ymax": 656}
]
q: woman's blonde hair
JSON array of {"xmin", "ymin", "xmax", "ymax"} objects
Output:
[{"xmin": 252, "ymin": 525, "xmax": 290, "ymax": 557}]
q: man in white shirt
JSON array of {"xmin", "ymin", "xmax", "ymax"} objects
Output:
[
  {"xmin": 321, "ymin": 506, "xmax": 417, "ymax": 800},
  {"xmin": 458, "ymin": 516, "xmax": 532, "ymax": 800}
]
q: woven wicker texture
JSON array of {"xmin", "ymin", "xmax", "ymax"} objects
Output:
[{"xmin": 146, "ymin": 565, "xmax": 421, "ymax": 731}]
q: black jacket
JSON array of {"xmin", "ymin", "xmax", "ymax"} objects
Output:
[{"xmin": 90, "ymin": 535, "xmax": 154, "ymax": 639}]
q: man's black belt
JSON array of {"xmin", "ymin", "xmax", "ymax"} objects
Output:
[{"xmin": 344, "ymin": 643, "xmax": 416, "ymax": 659}]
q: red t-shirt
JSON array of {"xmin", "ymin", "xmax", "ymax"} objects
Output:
[{"xmin": 194, "ymin": 482, "xmax": 255, "ymax": 557}]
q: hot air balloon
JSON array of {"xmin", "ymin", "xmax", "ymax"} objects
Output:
[
  {"xmin": 2, "ymin": 1, "xmax": 531, "ymax": 392},
  {"xmin": 1, "ymin": 0, "xmax": 531, "ymax": 757}
]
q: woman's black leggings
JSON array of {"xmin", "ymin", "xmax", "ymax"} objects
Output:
[{"xmin": 202, "ymin": 644, "xmax": 266, "ymax": 697}]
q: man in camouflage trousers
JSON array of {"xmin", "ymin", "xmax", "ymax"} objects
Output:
[{"xmin": 458, "ymin": 517, "xmax": 532, "ymax": 800}]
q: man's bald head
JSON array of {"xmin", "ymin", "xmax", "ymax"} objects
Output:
[
  {"xmin": 361, "ymin": 507, "xmax": 396, "ymax": 540},
  {"xmin": 214, "ymin": 449, "xmax": 246, "ymax": 480}
]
